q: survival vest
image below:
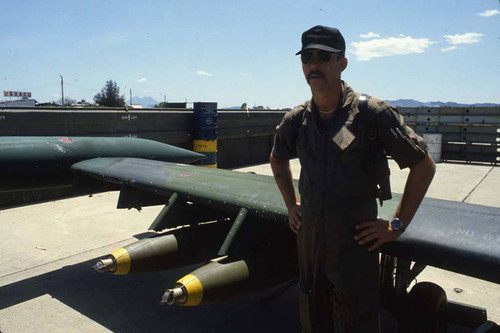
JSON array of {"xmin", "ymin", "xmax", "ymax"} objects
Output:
[
  {"xmin": 357, "ymin": 94, "xmax": 392, "ymax": 205},
  {"xmin": 296, "ymin": 95, "xmax": 392, "ymax": 205}
]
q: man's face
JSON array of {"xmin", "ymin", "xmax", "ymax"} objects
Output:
[{"xmin": 301, "ymin": 50, "xmax": 347, "ymax": 91}]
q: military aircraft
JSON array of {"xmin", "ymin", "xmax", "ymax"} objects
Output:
[
  {"xmin": 68, "ymin": 157, "xmax": 500, "ymax": 331},
  {"xmin": 0, "ymin": 136, "xmax": 205, "ymax": 208}
]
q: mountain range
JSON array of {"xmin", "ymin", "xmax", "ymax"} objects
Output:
[
  {"xmin": 131, "ymin": 96, "xmax": 161, "ymax": 108},
  {"xmin": 131, "ymin": 97, "xmax": 498, "ymax": 109},
  {"xmin": 385, "ymin": 99, "xmax": 498, "ymax": 108}
]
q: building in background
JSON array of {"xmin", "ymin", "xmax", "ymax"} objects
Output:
[{"xmin": 0, "ymin": 99, "xmax": 36, "ymax": 108}]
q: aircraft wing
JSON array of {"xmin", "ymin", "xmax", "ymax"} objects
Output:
[
  {"xmin": 71, "ymin": 157, "xmax": 500, "ymax": 284},
  {"xmin": 379, "ymin": 194, "xmax": 500, "ymax": 284},
  {"xmin": 71, "ymin": 157, "xmax": 288, "ymax": 224}
]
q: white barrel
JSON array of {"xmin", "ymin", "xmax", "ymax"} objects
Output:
[{"xmin": 423, "ymin": 133, "xmax": 442, "ymax": 163}]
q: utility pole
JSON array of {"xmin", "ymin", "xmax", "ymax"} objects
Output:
[
  {"xmin": 129, "ymin": 89, "xmax": 132, "ymax": 106},
  {"xmin": 60, "ymin": 75, "xmax": 64, "ymax": 107}
]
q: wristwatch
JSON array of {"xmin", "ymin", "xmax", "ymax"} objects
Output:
[{"xmin": 390, "ymin": 218, "xmax": 405, "ymax": 233}]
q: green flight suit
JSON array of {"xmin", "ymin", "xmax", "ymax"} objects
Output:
[{"xmin": 272, "ymin": 82, "xmax": 428, "ymax": 332}]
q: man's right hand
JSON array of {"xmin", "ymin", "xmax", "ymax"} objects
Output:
[{"xmin": 288, "ymin": 204, "xmax": 302, "ymax": 234}]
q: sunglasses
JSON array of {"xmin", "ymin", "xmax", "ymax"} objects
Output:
[{"xmin": 300, "ymin": 51, "xmax": 335, "ymax": 64}]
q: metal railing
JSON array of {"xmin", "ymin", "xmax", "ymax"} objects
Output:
[{"xmin": 400, "ymin": 107, "xmax": 499, "ymax": 164}]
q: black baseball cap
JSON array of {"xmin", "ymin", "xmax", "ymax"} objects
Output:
[{"xmin": 296, "ymin": 25, "xmax": 345, "ymax": 55}]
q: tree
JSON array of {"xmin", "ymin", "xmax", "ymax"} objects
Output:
[
  {"xmin": 63, "ymin": 97, "xmax": 77, "ymax": 106},
  {"xmin": 94, "ymin": 80, "xmax": 126, "ymax": 107},
  {"xmin": 52, "ymin": 97, "xmax": 76, "ymax": 106}
]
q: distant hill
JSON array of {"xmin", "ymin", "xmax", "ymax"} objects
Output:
[
  {"xmin": 131, "ymin": 96, "xmax": 159, "ymax": 108},
  {"xmin": 386, "ymin": 99, "xmax": 498, "ymax": 108}
]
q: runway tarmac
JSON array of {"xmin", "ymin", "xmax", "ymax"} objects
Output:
[{"xmin": 0, "ymin": 159, "xmax": 499, "ymax": 332}]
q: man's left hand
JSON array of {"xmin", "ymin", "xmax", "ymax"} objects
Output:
[{"xmin": 354, "ymin": 218, "xmax": 401, "ymax": 251}]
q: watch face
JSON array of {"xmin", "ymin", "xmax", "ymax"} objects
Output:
[{"xmin": 391, "ymin": 218, "xmax": 403, "ymax": 230}]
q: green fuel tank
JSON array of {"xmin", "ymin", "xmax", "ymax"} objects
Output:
[
  {"xmin": 0, "ymin": 136, "xmax": 205, "ymax": 207},
  {"xmin": 0, "ymin": 136, "xmax": 205, "ymax": 171},
  {"xmin": 94, "ymin": 221, "xmax": 231, "ymax": 274}
]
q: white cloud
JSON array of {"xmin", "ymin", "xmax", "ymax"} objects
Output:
[
  {"xmin": 360, "ymin": 32, "xmax": 380, "ymax": 39},
  {"xmin": 350, "ymin": 36, "xmax": 437, "ymax": 61},
  {"xmin": 478, "ymin": 9, "xmax": 500, "ymax": 17},
  {"xmin": 137, "ymin": 77, "xmax": 147, "ymax": 83},
  {"xmin": 441, "ymin": 46, "xmax": 458, "ymax": 53},
  {"xmin": 196, "ymin": 70, "xmax": 213, "ymax": 77},
  {"xmin": 444, "ymin": 33, "xmax": 483, "ymax": 45}
]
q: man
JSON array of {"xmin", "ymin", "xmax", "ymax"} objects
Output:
[{"xmin": 270, "ymin": 25, "xmax": 436, "ymax": 332}]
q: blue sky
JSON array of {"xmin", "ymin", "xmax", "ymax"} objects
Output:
[{"xmin": 1, "ymin": 0, "xmax": 499, "ymax": 108}]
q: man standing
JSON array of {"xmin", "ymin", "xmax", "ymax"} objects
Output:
[{"xmin": 270, "ymin": 26, "xmax": 436, "ymax": 332}]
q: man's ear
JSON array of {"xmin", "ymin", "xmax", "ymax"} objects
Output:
[{"xmin": 340, "ymin": 57, "xmax": 348, "ymax": 72}]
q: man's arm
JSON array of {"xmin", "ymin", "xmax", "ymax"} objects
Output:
[
  {"xmin": 270, "ymin": 154, "xmax": 301, "ymax": 234},
  {"xmin": 355, "ymin": 153, "xmax": 436, "ymax": 251},
  {"xmin": 394, "ymin": 153, "xmax": 436, "ymax": 228}
]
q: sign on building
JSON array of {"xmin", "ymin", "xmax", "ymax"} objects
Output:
[{"xmin": 4, "ymin": 90, "xmax": 32, "ymax": 98}]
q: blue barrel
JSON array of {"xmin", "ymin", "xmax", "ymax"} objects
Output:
[{"xmin": 193, "ymin": 102, "xmax": 217, "ymax": 168}]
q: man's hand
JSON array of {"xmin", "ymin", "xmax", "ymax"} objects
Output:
[
  {"xmin": 288, "ymin": 204, "xmax": 302, "ymax": 234},
  {"xmin": 354, "ymin": 218, "xmax": 400, "ymax": 251},
  {"xmin": 354, "ymin": 154, "xmax": 434, "ymax": 252}
]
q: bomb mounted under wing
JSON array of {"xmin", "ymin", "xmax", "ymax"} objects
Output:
[
  {"xmin": 0, "ymin": 136, "xmax": 205, "ymax": 208},
  {"xmin": 73, "ymin": 157, "xmax": 500, "ymax": 330}
]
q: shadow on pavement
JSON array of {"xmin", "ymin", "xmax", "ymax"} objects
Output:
[{"xmin": 0, "ymin": 257, "xmax": 300, "ymax": 332}]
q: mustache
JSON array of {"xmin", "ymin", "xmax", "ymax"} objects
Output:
[{"xmin": 307, "ymin": 70, "xmax": 325, "ymax": 80}]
